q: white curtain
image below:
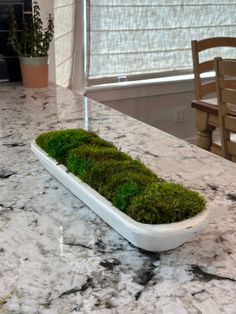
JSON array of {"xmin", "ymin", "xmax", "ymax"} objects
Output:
[
  {"xmin": 87, "ymin": 0, "xmax": 236, "ymax": 84},
  {"xmin": 54, "ymin": 0, "xmax": 77, "ymax": 88},
  {"xmin": 71, "ymin": 0, "xmax": 86, "ymax": 93}
]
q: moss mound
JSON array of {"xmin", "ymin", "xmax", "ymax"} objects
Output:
[
  {"xmin": 113, "ymin": 182, "xmax": 142, "ymax": 211},
  {"xmin": 102, "ymin": 169, "xmax": 159, "ymax": 203},
  {"xmin": 66, "ymin": 145, "xmax": 131, "ymax": 180},
  {"xmin": 35, "ymin": 129, "xmax": 206, "ymax": 224},
  {"xmin": 36, "ymin": 129, "xmax": 114, "ymax": 163},
  {"xmin": 83, "ymin": 159, "xmax": 159, "ymax": 198},
  {"xmin": 127, "ymin": 182, "xmax": 206, "ymax": 224}
]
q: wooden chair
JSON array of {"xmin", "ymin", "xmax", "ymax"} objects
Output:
[
  {"xmin": 191, "ymin": 37, "xmax": 236, "ymax": 154},
  {"xmin": 214, "ymin": 57, "xmax": 236, "ymax": 162}
]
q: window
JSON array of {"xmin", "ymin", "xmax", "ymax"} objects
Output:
[{"xmin": 85, "ymin": 0, "xmax": 236, "ymax": 86}]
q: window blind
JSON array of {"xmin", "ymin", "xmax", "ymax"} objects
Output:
[{"xmin": 87, "ymin": 0, "xmax": 236, "ymax": 85}]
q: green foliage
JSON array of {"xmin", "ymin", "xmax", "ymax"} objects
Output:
[
  {"xmin": 36, "ymin": 128, "xmax": 207, "ymax": 224},
  {"xmin": 8, "ymin": 1, "xmax": 54, "ymax": 57},
  {"xmin": 127, "ymin": 182, "xmax": 206, "ymax": 224}
]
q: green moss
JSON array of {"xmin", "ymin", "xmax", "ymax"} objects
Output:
[
  {"xmin": 66, "ymin": 154, "xmax": 96, "ymax": 180},
  {"xmin": 83, "ymin": 160, "xmax": 127, "ymax": 192},
  {"xmin": 66, "ymin": 145, "xmax": 131, "ymax": 179},
  {"xmin": 113, "ymin": 182, "xmax": 142, "ymax": 211},
  {"xmin": 84, "ymin": 159, "xmax": 159, "ymax": 198},
  {"xmin": 36, "ymin": 129, "xmax": 114, "ymax": 164},
  {"xmin": 101, "ymin": 170, "xmax": 159, "ymax": 202},
  {"xmin": 35, "ymin": 128, "xmax": 207, "ymax": 224},
  {"xmin": 36, "ymin": 130, "xmax": 61, "ymax": 152},
  {"xmin": 127, "ymin": 182, "xmax": 206, "ymax": 224}
]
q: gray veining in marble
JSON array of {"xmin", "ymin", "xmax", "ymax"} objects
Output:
[{"xmin": 0, "ymin": 83, "xmax": 236, "ymax": 314}]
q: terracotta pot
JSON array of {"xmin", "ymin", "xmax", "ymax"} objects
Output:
[{"xmin": 19, "ymin": 56, "xmax": 48, "ymax": 88}]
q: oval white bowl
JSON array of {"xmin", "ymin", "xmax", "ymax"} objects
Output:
[{"xmin": 31, "ymin": 140, "xmax": 210, "ymax": 252}]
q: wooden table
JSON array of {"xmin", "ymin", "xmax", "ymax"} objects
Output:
[{"xmin": 191, "ymin": 99, "xmax": 219, "ymax": 151}]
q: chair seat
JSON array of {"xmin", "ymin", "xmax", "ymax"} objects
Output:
[
  {"xmin": 192, "ymin": 98, "xmax": 236, "ymax": 116},
  {"xmin": 201, "ymin": 97, "xmax": 217, "ymax": 106},
  {"xmin": 211, "ymin": 133, "xmax": 236, "ymax": 158},
  {"xmin": 192, "ymin": 98, "xmax": 218, "ymax": 116},
  {"xmin": 213, "ymin": 132, "xmax": 236, "ymax": 145}
]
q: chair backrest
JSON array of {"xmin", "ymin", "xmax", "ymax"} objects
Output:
[
  {"xmin": 215, "ymin": 57, "xmax": 236, "ymax": 162},
  {"xmin": 192, "ymin": 37, "xmax": 236, "ymax": 100}
]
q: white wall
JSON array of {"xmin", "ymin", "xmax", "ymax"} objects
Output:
[{"xmin": 87, "ymin": 79, "xmax": 198, "ymax": 143}]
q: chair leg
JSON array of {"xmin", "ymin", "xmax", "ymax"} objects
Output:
[
  {"xmin": 195, "ymin": 110, "xmax": 215, "ymax": 151},
  {"xmin": 232, "ymin": 156, "xmax": 236, "ymax": 163},
  {"xmin": 197, "ymin": 130, "xmax": 213, "ymax": 151}
]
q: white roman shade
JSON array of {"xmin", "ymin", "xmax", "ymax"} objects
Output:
[{"xmin": 87, "ymin": 0, "xmax": 236, "ymax": 85}]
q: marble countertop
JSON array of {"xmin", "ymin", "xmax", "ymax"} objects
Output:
[{"xmin": 0, "ymin": 83, "xmax": 235, "ymax": 314}]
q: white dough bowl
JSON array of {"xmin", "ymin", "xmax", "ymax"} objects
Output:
[{"xmin": 31, "ymin": 140, "xmax": 210, "ymax": 252}]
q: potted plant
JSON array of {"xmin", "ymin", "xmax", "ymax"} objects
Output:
[
  {"xmin": 8, "ymin": 1, "xmax": 54, "ymax": 88},
  {"xmin": 31, "ymin": 129, "xmax": 209, "ymax": 252}
]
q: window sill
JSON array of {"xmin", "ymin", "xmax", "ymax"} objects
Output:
[
  {"xmin": 86, "ymin": 72, "xmax": 215, "ymax": 93},
  {"xmin": 86, "ymin": 74, "xmax": 193, "ymax": 92},
  {"xmin": 86, "ymin": 74, "xmax": 197, "ymax": 102}
]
